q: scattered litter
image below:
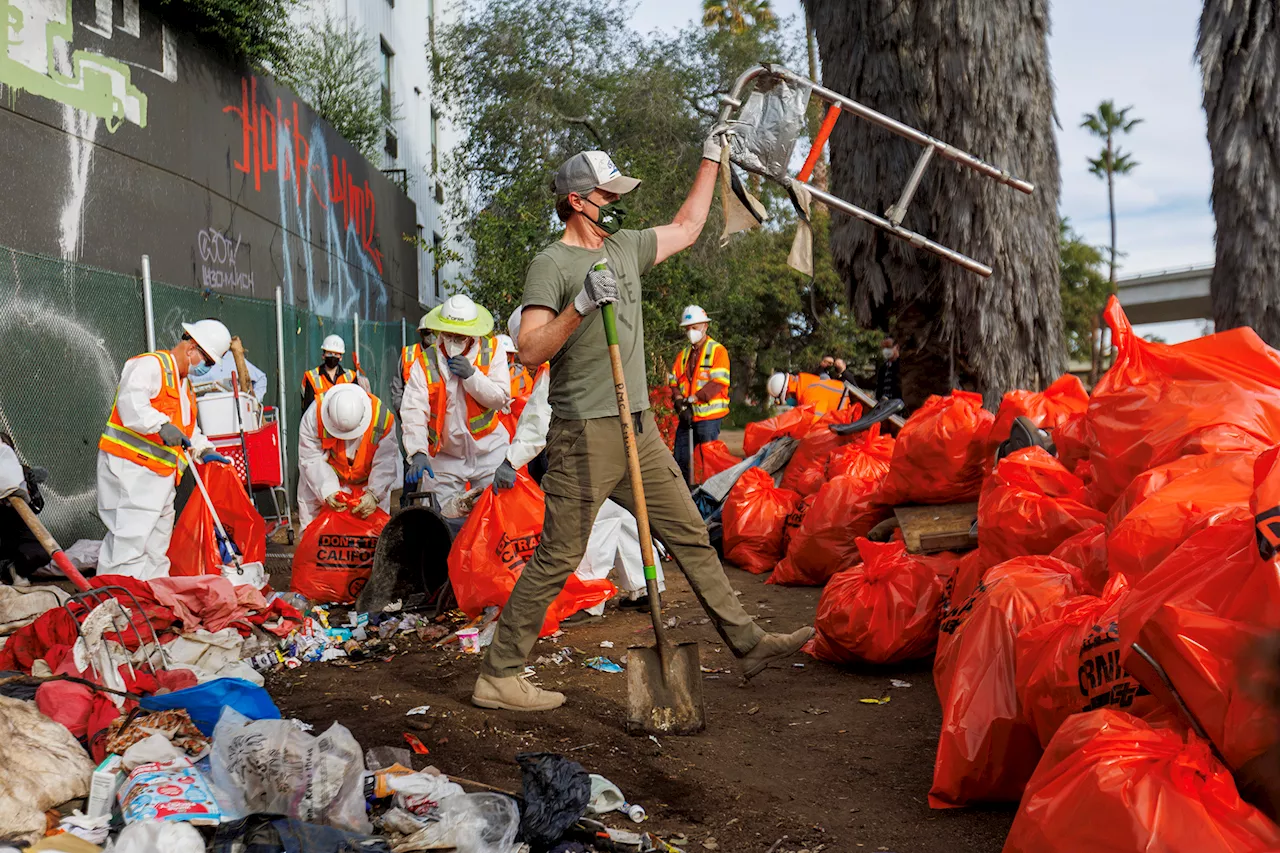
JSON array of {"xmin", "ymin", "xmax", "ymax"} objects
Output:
[
  {"xmin": 859, "ymin": 695, "xmax": 892, "ymax": 705},
  {"xmin": 118, "ymin": 756, "xmax": 223, "ymax": 825},
  {"xmin": 457, "ymin": 626, "xmax": 481, "ymax": 654},
  {"xmin": 700, "ymin": 666, "xmax": 730, "ymax": 674},
  {"xmin": 806, "ymin": 707, "xmax": 829, "ymax": 716},
  {"xmin": 58, "ymin": 810, "xmax": 110, "ymax": 844},
  {"xmin": 792, "ymin": 663, "xmax": 805, "ymax": 668},
  {"xmin": 382, "ymin": 600, "xmax": 403, "ymax": 613},
  {"xmin": 585, "ymin": 656, "xmax": 623, "ymax": 673},
  {"xmin": 890, "ymin": 679, "xmax": 913, "ymax": 689},
  {"xmin": 587, "ymin": 773, "xmax": 625, "ymax": 814},
  {"xmin": 600, "ymin": 640, "xmax": 615, "ymax": 648},
  {"xmin": 747, "ymin": 706, "xmax": 760, "ymax": 715},
  {"xmin": 664, "ymin": 616, "xmax": 680, "ymax": 629},
  {"xmin": 648, "ymin": 735, "xmax": 661, "ymax": 749},
  {"xmin": 405, "ymin": 705, "xmax": 430, "ymax": 716},
  {"xmin": 403, "ymin": 733, "xmax": 431, "ymax": 755},
  {"xmin": 703, "ymin": 836, "xmax": 720, "ymax": 850}
]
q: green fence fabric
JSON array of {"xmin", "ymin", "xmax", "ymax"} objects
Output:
[{"xmin": 0, "ymin": 245, "xmax": 410, "ymax": 544}]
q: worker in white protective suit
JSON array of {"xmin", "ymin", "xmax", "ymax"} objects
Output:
[
  {"xmin": 96, "ymin": 320, "xmax": 234, "ymax": 580},
  {"xmin": 297, "ymin": 384, "xmax": 402, "ymax": 529},
  {"xmin": 494, "ymin": 307, "xmax": 663, "ymax": 608},
  {"xmin": 400, "ymin": 295, "xmax": 511, "ymax": 506}
]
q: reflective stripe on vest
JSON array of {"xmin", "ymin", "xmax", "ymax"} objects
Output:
[
  {"xmin": 673, "ymin": 339, "xmax": 730, "ymax": 421},
  {"xmin": 419, "ymin": 336, "xmax": 501, "ymax": 455},
  {"xmin": 98, "ymin": 351, "xmax": 193, "ymax": 476},
  {"xmin": 305, "ymin": 367, "xmax": 355, "ymax": 395}
]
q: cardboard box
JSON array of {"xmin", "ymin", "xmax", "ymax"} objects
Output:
[{"xmin": 87, "ymin": 754, "xmax": 124, "ymax": 818}]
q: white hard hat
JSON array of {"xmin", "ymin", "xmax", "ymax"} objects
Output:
[
  {"xmin": 496, "ymin": 334, "xmax": 516, "ymax": 354},
  {"xmin": 506, "ymin": 306, "xmax": 524, "ymax": 346},
  {"xmin": 182, "ymin": 319, "xmax": 232, "ymax": 363},
  {"xmin": 321, "ymin": 334, "xmax": 345, "ymax": 355},
  {"xmin": 422, "ymin": 294, "xmax": 494, "ymax": 337},
  {"xmin": 679, "ymin": 305, "xmax": 710, "ymax": 328},
  {"xmin": 766, "ymin": 372, "xmax": 788, "ymax": 401},
  {"xmin": 321, "ymin": 384, "xmax": 372, "ymax": 440},
  {"xmin": 417, "ymin": 312, "xmax": 431, "ymax": 332}
]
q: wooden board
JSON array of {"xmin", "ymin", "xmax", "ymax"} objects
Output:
[{"xmin": 894, "ymin": 502, "xmax": 978, "ymax": 554}]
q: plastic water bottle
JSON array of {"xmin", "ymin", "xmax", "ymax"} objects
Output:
[{"xmin": 622, "ymin": 802, "xmax": 646, "ymax": 823}]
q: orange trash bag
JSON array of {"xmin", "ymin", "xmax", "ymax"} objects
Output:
[
  {"xmin": 291, "ymin": 490, "xmax": 388, "ymax": 604},
  {"xmin": 1086, "ymin": 296, "xmax": 1280, "ymax": 512},
  {"xmin": 880, "ymin": 391, "xmax": 996, "ymax": 506},
  {"xmin": 1105, "ymin": 450, "xmax": 1257, "ymax": 583},
  {"xmin": 978, "ymin": 447, "xmax": 1105, "ymax": 567},
  {"xmin": 448, "ymin": 474, "xmax": 615, "ymax": 635},
  {"xmin": 779, "ymin": 405, "xmax": 862, "ymax": 496},
  {"xmin": 1049, "ymin": 522, "xmax": 1107, "ymax": 596},
  {"xmin": 825, "ymin": 424, "xmax": 895, "ymax": 479},
  {"xmin": 168, "ymin": 462, "xmax": 266, "ymax": 576},
  {"xmin": 1003, "ymin": 710, "xmax": 1280, "ymax": 853},
  {"xmin": 1053, "ymin": 410, "xmax": 1092, "ymax": 473},
  {"xmin": 743, "ymin": 405, "xmax": 819, "ymax": 457},
  {"xmin": 722, "ymin": 468, "xmax": 799, "ymax": 574},
  {"xmin": 692, "ymin": 439, "xmax": 741, "ymax": 483},
  {"xmin": 990, "ymin": 374, "xmax": 1090, "ymax": 445},
  {"xmin": 939, "ymin": 548, "xmax": 986, "ymax": 630},
  {"xmin": 780, "ymin": 493, "xmax": 814, "ymax": 555},
  {"xmin": 1016, "ymin": 574, "xmax": 1158, "ymax": 749},
  {"xmin": 806, "ymin": 539, "xmax": 958, "ymax": 665},
  {"xmin": 931, "ymin": 556, "xmax": 1079, "ymax": 808},
  {"xmin": 769, "ymin": 473, "xmax": 891, "ymax": 587}
]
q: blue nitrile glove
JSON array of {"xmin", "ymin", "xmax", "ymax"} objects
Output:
[
  {"xmin": 406, "ymin": 452, "xmax": 434, "ymax": 485},
  {"xmin": 200, "ymin": 450, "xmax": 232, "ymax": 465},
  {"xmin": 447, "ymin": 355, "xmax": 476, "ymax": 379}
]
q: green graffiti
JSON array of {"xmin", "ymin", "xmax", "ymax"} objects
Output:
[{"xmin": 1, "ymin": 0, "xmax": 147, "ymax": 131}]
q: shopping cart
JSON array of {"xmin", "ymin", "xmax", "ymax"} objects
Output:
[{"xmin": 208, "ymin": 407, "xmax": 293, "ymax": 544}]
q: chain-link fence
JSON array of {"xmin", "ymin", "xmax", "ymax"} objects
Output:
[{"xmin": 0, "ymin": 245, "xmax": 411, "ymax": 544}]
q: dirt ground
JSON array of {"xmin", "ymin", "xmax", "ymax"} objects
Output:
[{"xmin": 265, "ymin": 541, "xmax": 1015, "ymax": 853}]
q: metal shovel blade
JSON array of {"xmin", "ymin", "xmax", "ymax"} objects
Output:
[{"xmin": 625, "ymin": 641, "xmax": 705, "ymax": 735}]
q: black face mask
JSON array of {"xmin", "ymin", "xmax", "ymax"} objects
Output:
[
  {"xmin": 583, "ymin": 197, "xmax": 628, "ymax": 235},
  {"xmin": 324, "ymin": 356, "xmax": 341, "ymax": 370}
]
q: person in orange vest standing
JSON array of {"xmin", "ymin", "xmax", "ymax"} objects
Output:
[
  {"xmin": 400, "ymin": 294, "xmax": 512, "ymax": 506},
  {"xmin": 296, "ymin": 383, "xmax": 401, "ymax": 529},
  {"xmin": 300, "ymin": 334, "xmax": 369, "ymax": 414},
  {"xmin": 96, "ymin": 319, "xmax": 234, "ymax": 580},
  {"xmin": 668, "ymin": 305, "xmax": 731, "ymax": 484},
  {"xmin": 765, "ymin": 370, "xmax": 848, "ymax": 415}
]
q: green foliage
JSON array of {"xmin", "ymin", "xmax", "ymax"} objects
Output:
[
  {"xmin": 1059, "ymin": 220, "xmax": 1109, "ymax": 362},
  {"xmin": 435, "ymin": 0, "xmax": 877, "ymax": 396},
  {"xmin": 1081, "ymin": 100, "xmax": 1143, "ymax": 178},
  {"xmin": 702, "ymin": 0, "xmax": 778, "ymax": 34},
  {"xmin": 152, "ymin": 0, "xmax": 298, "ymax": 74},
  {"xmin": 277, "ymin": 12, "xmax": 389, "ymax": 162}
]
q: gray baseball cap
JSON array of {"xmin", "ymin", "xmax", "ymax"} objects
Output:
[{"xmin": 553, "ymin": 151, "xmax": 641, "ymax": 196}]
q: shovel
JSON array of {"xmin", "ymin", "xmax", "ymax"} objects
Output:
[
  {"xmin": 7, "ymin": 495, "xmax": 91, "ymax": 592},
  {"xmin": 182, "ymin": 447, "xmax": 243, "ymax": 569},
  {"xmin": 597, "ymin": 265, "xmax": 705, "ymax": 736}
]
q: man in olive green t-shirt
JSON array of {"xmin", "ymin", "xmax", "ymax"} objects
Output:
[{"xmin": 473, "ymin": 145, "xmax": 814, "ymax": 712}]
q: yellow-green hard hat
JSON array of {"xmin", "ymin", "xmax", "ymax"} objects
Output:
[{"xmin": 421, "ymin": 294, "xmax": 494, "ymax": 337}]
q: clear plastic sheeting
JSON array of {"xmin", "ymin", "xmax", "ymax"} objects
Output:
[{"xmin": 727, "ymin": 73, "xmax": 813, "ymax": 182}]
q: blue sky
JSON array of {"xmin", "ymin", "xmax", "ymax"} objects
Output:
[{"xmin": 631, "ymin": 0, "xmax": 1213, "ymax": 340}]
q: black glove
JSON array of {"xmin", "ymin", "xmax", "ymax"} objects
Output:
[
  {"xmin": 493, "ymin": 459, "xmax": 518, "ymax": 492},
  {"xmin": 447, "ymin": 355, "xmax": 476, "ymax": 379},
  {"xmin": 158, "ymin": 423, "xmax": 189, "ymax": 447}
]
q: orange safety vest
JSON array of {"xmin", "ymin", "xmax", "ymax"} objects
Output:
[
  {"xmin": 400, "ymin": 344, "xmax": 422, "ymax": 384},
  {"xmin": 315, "ymin": 390, "xmax": 395, "ymax": 485},
  {"xmin": 789, "ymin": 372, "xmax": 848, "ymax": 415},
  {"xmin": 416, "ymin": 335, "xmax": 503, "ymax": 455},
  {"xmin": 98, "ymin": 351, "xmax": 197, "ymax": 478},
  {"xmin": 669, "ymin": 338, "xmax": 731, "ymax": 422},
  {"xmin": 303, "ymin": 366, "xmax": 356, "ymax": 398},
  {"xmin": 508, "ymin": 362, "xmax": 548, "ymax": 429}
]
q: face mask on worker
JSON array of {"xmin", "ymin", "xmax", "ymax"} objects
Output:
[
  {"xmin": 881, "ymin": 348, "xmax": 895, "ymax": 361},
  {"xmin": 687, "ymin": 328, "xmax": 705, "ymax": 345},
  {"xmin": 324, "ymin": 355, "xmax": 341, "ymax": 370},
  {"xmin": 581, "ymin": 196, "xmax": 628, "ymax": 236},
  {"xmin": 190, "ymin": 361, "xmax": 212, "ymax": 378},
  {"xmin": 440, "ymin": 334, "xmax": 471, "ymax": 358}
]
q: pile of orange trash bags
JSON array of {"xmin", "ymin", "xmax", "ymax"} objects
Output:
[
  {"xmin": 692, "ymin": 439, "xmax": 741, "ymax": 482},
  {"xmin": 447, "ymin": 473, "xmax": 615, "ymax": 635},
  {"xmin": 722, "ymin": 468, "xmax": 799, "ymax": 574},
  {"xmin": 879, "ymin": 390, "xmax": 995, "ymax": 505},
  {"xmin": 989, "ymin": 374, "xmax": 1089, "ymax": 445}
]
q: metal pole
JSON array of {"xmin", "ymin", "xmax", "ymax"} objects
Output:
[
  {"xmin": 353, "ymin": 311, "xmax": 360, "ymax": 368},
  {"xmin": 141, "ymin": 255, "xmax": 156, "ymax": 352},
  {"xmin": 275, "ymin": 285, "xmax": 290, "ymax": 498},
  {"xmin": 401, "ymin": 317, "xmax": 407, "ymax": 350}
]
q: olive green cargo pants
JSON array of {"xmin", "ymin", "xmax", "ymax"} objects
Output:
[{"xmin": 481, "ymin": 411, "xmax": 765, "ymax": 678}]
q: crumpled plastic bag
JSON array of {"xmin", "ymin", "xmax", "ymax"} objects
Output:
[
  {"xmin": 0, "ymin": 695, "xmax": 94, "ymax": 845},
  {"xmin": 770, "ymin": 473, "xmax": 892, "ymax": 586},
  {"xmin": 880, "ymin": 391, "xmax": 996, "ymax": 506},
  {"xmin": 931, "ymin": 557, "xmax": 1079, "ymax": 808},
  {"xmin": 1086, "ymin": 295, "xmax": 1280, "ymax": 512},
  {"xmin": 990, "ymin": 374, "xmax": 1090, "ymax": 445},
  {"xmin": 692, "ymin": 439, "xmax": 742, "ymax": 483},
  {"xmin": 806, "ymin": 539, "xmax": 958, "ymax": 664},
  {"xmin": 978, "ymin": 447, "xmax": 1104, "ymax": 567},
  {"xmin": 448, "ymin": 474, "xmax": 615, "ymax": 635},
  {"xmin": 210, "ymin": 707, "xmax": 371, "ymax": 833},
  {"xmin": 722, "ymin": 468, "xmax": 800, "ymax": 574},
  {"xmin": 105, "ymin": 820, "xmax": 205, "ymax": 853},
  {"xmin": 291, "ymin": 489, "xmax": 389, "ymax": 604},
  {"xmin": 517, "ymin": 752, "xmax": 591, "ymax": 847},
  {"xmin": 1016, "ymin": 574, "xmax": 1158, "ymax": 749},
  {"xmin": 743, "ymin": 405, "xmax": 819, "ymax": 457},
  {"xmin": 1003, "ymin": 710, "xmax": 1280, "ymax": 853}
]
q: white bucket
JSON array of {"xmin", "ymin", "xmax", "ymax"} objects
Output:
[{"xmin": 197, "ymin": 391, "xmax": 261, "ymax": 435}]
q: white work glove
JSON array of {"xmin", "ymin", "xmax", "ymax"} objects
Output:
[
  {"xmin": 574, "ymin": 265, "xmax": 619, "ymax": 316},
  {"xmin": 352, "ymin": 490, "xmax": 379, "ymax": 519},
  {"xmin": 324, "ymin": 492, "xmax": 347, "ymax": 512},
  {"xmin": 702, "ymin": 122, "xmax": 732, "ymax": 162}
]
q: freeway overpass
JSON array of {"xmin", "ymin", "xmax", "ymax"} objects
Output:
[{"xmin": 1115, "ymin": 263, "xmax": 1213, "ymax": 325}]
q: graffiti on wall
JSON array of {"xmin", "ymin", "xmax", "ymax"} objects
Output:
[
  {"xmin": 223, "ymin": 75, "xmax": 389, "ymax": 320},
  {"xmin": 196, "ymin": 226, "xmax": 253, "ymax": 291}
]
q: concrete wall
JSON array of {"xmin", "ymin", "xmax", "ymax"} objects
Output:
[{"xmin": 0, "ymin": 0, "xmax": 419, "ymax": 322}]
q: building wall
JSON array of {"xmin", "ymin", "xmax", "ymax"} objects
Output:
[{"xmin": 0, "ymin": 0, "xmax": 420, "ymax": 323}]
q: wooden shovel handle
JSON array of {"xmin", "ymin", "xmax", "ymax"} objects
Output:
[{"xmin": 8, "ymin": 496, "xmax": 91, "ymax": 591}]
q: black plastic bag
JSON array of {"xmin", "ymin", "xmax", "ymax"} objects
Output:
[{"xmin": 516, "ymin": 752, "xmax": 591, "ymax": 846}]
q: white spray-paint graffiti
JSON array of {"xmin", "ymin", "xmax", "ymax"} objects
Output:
[{"xmin": 197, "ymin": 226, "xmax": 254, "ymax": 291}]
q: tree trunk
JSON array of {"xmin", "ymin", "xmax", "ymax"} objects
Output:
[
  {"xmin": 810, "ymin": 0, "xmax": 1064, "ymax": 407},
  {"xmin": 1199, "ymin": 0, "xmax": 1280, "ymax": 346}
]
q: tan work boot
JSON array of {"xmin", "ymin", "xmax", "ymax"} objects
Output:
[
  {"xmin": 472, "ymin": 672, "xmax": 565, "ymax": 711},
  {"xmin": 740, "ymin": 627, "xmax": 816, "ymax": 679}
]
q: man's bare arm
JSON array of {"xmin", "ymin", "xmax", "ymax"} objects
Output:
[
  {"xmin": 518, "ymin": 305, "xmax": 581, "ymax": 366},
  {"xmin": 652, "ymin": 159, "xmax": 719, "ymax": 265}
]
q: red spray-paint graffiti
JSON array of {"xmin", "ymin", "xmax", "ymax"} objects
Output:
[{"xmin": 223, "ymin": 76, "xmax": 383, "ymax": 276}]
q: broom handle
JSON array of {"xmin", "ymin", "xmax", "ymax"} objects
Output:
[{"xmin": 8, "ymin": 496, "xmax": 91, "ymax": 591}]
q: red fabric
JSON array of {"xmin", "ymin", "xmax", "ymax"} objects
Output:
[
  {"xmin": 769, "ymin": 473, "xmax": 892, "ymax": 586},
  {"xmin": 722, "ymin": 469, "xmax": 799, "ymax": 574},
  {"xmin": 806, "ymin": 539, "xmax": 957, "ymax": 664},
  {"xmin": 779, "ymin": 405, "xmax": 862, "ymax": 496},
  {"xmin": 931, "ymin": 556, "xmax": 1079, "ymax": 808},
  {"xmin": 149, "ymin": 576, "xmax": 262, "ymax": 636},
  {"xmin": 743, "ymin": 405, "xmax": 819, "ymax": 457},
  {"xmin": 880, "ymin": 391, "xmax": 996, "ymax": 506},
  {"xmin": 978, "ymin": 447, "xmax": 1105, "ymax": 567},
  {"xmin": 1086, "ymin": 295, "xmax": 1280, "ymax": 512},
  {"xmin": 1003, "ymin": 710, "xmax": 1280, "ymax": 853},
  {"xmin": 1016, "ymin": 574, "xmax": 1158, "ymax": 749},
  {"xmin": 692, "ymin": 439, "xmax": 741, "ymax": 483},
  {"xmin": 1049, "ymin": 523, "xmax": 1108, "ymax": 596},
  {"xmin": 167, "ymin": 461, "xmax": 266, "ymax": 576},
  {"xmin": 448, "ymin": 474, "xmax": 614, "ymax": 634},
  {"xmin": 990, "ymin": 374, "xmax": 1090, "ymax": 445},
  {"xmin": 1105, "ymin": 450, "xmax": 1256, "ymax": 583},
  {"xmin": 291, "ymin": 490, "xmax": 389, "ymax": 604}
]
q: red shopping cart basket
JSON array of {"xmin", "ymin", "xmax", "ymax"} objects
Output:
[{"xmin": 208, "ymin": 421, "xmax": 283, "ymax": 488}]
